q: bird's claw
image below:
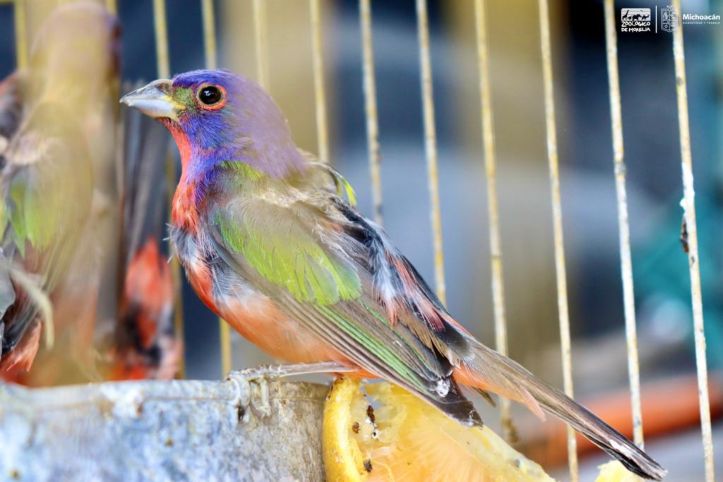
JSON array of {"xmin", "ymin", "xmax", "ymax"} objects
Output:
[
  {"xmin": 225, "ymin": 362, "xmax": 354, "ymax": 419},
  {"xmin": 226, "ymin": 361, "xmax": 353, "ymax": 381}
]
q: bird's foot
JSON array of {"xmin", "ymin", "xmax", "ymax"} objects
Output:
[
  {"xmin": 226, "ymin": 361, "xmax": 354, "ymax": 381},
  {"xmin": 225, "ymin": 362, "xmax": 353, "ymax": 419}
]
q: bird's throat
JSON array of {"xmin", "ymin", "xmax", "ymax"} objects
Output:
[
  {"xmin": 163, "ymin": 119, "xmax": 192, "ymax": 171},
  {"xmin": 162, "ymin": 123, "xmax": 201, "ymax": 232}
]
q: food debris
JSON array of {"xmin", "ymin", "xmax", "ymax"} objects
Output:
[{"xmin": 366, "ymin": 405, "xmax": 375, "ymax": 424}]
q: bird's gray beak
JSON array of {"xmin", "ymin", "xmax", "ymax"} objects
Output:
[{"xmin": 120, "ymin": 79, "xmax": 179, "ymax": 120}]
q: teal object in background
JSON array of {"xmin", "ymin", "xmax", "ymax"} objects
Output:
[
  {"xmin": 635, "ymin": 195, "xmax": 723, "ymax": 370},
  {"xmin": 634, "ymin": 12, "xmax": 723, "ymax": 370}
]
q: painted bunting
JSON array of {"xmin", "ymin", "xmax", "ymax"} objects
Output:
[{"xmin": 122, "ymin": 70, "xmax": 665, "ymax": 479}]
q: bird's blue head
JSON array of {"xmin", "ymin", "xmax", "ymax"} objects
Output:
[{"xmin": 121, "ymin": 69, "xmax": 306, "ymax": 178}]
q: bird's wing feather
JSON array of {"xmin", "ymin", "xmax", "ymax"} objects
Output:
[
  {"xmin": 208, "ymin": 179, "xmax": 481, "ymax": 425},
  {"xmin": 0, "ymin": 102, "xmax": 92, "ymax": 356}
]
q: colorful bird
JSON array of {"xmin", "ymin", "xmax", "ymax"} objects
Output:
[{"xmin": 122, "ymin": 70, "xmax": 665, "ymax": 480}]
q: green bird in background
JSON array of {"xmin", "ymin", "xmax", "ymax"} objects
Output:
[{"xmin": 0, "ymin": 2, "xmax": 119, "ymax": 380}]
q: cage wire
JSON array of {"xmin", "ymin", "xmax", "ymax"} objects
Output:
[{"xmin": 2, "ymin": 0, "xmax": 718, "ymax": 480}]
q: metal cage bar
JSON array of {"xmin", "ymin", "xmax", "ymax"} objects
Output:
[
  {"xmin": 13, "ymin": 0, "xmax": 28, "ymax": 70},
  {"xmin": 603, "ymin": 0, "xmax": 645, "ymax": 448},
  {"xmin": 473, "ymin": 0, "xmax": 513, "ymax": 442},
  {"xmin": 310, "ymin": 0, "xmax": 330, "ymax": 163},
  {"xmin": 151, "ymin": 0, "xmax": 170, "ymax": 79},
  {"xmin": 201, "ymin": 0, "xmax": 217, "ymax": 70},
  {"xmin": 415, "ymin": 0, "xmax": 447, "ymax": 304},
  {"xmin": 671, "ymin": 1, "xmax": 716, "ymax": 480},
  {"xmin": 252, "ymin": 0, "xmax": 269, "ymax": 89},
  {"xmin": 536, "ymin": 0, "xmax": 578, "ymax": 479},
  {"xmin": 358, "ymin": 0, "xmax": 383, "ymax": 225}
]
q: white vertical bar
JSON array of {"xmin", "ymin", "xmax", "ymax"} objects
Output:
[
  {"xmin": 671, "ymin": 1, "xmax": 716, "ymax": 480},
  {"xmin": 201, "ymin": 0, "xmax": 218, "ymax": 70},
  {"xmin": 152, "ymin": 0, "xmax": 170, "ymax": 79},
  {"xmin": 415, "ymin": 0, "xmax": 447, "ymax": 304},
  {"xmin": 359, "ymin": 0, "xmax": 383, "ymax": 225},
  {"xmin": 603, "ymin": 0, "xmax": 645, "ymax": 448},
  {"xmin": 13, "ymin": 0, "xmax": 28, "ymax": 70},
  {"xmin": 252, "ymin": 0, "xmax": 269, "ymax": 89},
  {"xmin": 473, "ymin": 0, "xmax": 513, "ymax": 442},
  {"xmin": 310, "ymin": 0, "xmax": 330, "ymax": 163},
  {"xmin": 536, "ymin": 0, "xmax": 577, "ymax": 479}
]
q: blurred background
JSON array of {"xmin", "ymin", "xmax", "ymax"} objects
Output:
[{"xmin": 0, "ymin": 0, "xmax": 721, "ymax": 479}]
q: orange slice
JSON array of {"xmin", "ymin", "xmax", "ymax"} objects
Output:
[
  {"xmin": 322, "ymin": 377, "xmax": 556, "ymax": 482},
  {"xmin": 595, "ymin": 461, "xmax": 641, "ymax": 482}
]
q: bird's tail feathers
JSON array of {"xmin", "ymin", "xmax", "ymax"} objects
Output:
[{"xmin": 458, "ymin": 339, "xmax": 666, "ymax": 480}]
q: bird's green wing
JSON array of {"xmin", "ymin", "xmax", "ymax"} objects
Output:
[
  {"xmin": 208, "ymin": 181, "xmax": 481, "ymax": 425},
  {"xmin": 214, "ymin": 199, "xmax": 361, "ymax": 306}
]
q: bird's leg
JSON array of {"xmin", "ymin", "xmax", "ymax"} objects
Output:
[
  {"xmin": 226, "ymin": 361, "xmax": 354, "ymax": 380},
  {"xmin": 226, "ymin": 362, "xmax": 354, "ymax": 419}
]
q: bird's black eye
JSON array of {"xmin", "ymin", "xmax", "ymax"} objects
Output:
[{"xmin": 197, "ymin": 85, "xmax": 223, "ymax": 106}]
